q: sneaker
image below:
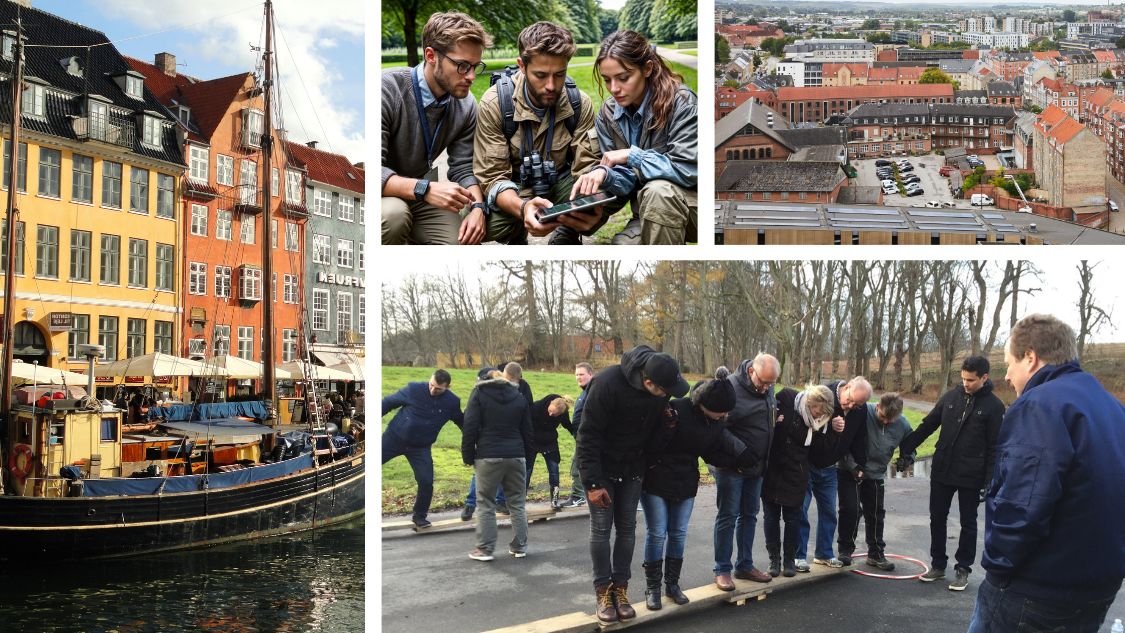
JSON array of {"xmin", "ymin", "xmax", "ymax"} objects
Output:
[
  {"xmin": 495, "ymin": 503, "xmax": 510, "ymax": 515},
  {"xmin": 468, "ymin": 548, "xmax": 494, "ymax": 562},
  {"xmin": 919, "ymin": 567, "xmax": 946, "ymax": 582},
  {"xmin": 460, "ymin": 505, "xmax": 475, "ymax": 522},
  {"xmin": 508, "ymin": 549, "xmax": 527, "ymax": 558},
  {"xmin": 866, "ymin": 555, "xmax": 896, "ymax": 571},
  {"xmin": 563, "ymin": 496, "xmax": 587, "ymax": 508},
  {"xmin": 411, "ymin": 516, "xmax": 432, "ymax": 529},
  {"xmin": 814, "ymin": 557, "xmax": 845, "ymax": 568},
  {"xmin": 794, "ymin": 560, "xmax": 811, "ymax": 573},
  {"xmin": 948, "ymin": 568, "xmax": 970, "ymax": 591}
]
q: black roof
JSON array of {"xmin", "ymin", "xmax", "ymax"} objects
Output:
[
  {"xmin": 716, "ymin": 160, "xmax": 845, "ymax": 193},
  {"xmin": 931, "ymin": 103, "xmax": 1016, "ymax": 119},
  {"xmin": 777, "ymin": 126, "xmax": 848, "ymax": 147},
  {"xmin": 0, "ymin": 3, "xmax": 183, "ymax": 166}
]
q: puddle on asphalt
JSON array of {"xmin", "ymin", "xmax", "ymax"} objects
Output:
[{"xmin": 891, "ymin": 458, "xmax": 929, "ymax": 479}]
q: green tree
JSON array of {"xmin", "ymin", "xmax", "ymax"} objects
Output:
[
  {"xmin": 1103, "ymin": 69, "xmax": 1116, "ymax": 80},
  {"xmin": 760, "ymin": 36, "xmax": 791, "ymax": 57},
  {"xmin": 724, "ymin": 79, "xmax": 741, "ymax": 88},
  {"xmin": 919, "ymin": 67, "xmax": 953, "ymax": 84},
  {"xmin": 867, "ymin": 33, "xmax": 891, "ymax": 44},
  {"xmin": 562, "ymin": 0, "xmax": 601, "ymax": 43},
  {"xmin": 1023, "ymin": 103, "xmax": 1043, "ymax": 114},
  {"xmin": 618, "ymin": 0, "xmax": 653, "ymax": 37},
  {"xmin": 1118, "ymin": 35, "xmax": 1125, "ymax": 49},
  {"xmin": 383, "ymin": 0, "xmax": 554, "ymax": 66},
  {"xmin": 598, "ymin": 8, "xmax": 619, "ymax": 40},
  {"xmin": 861, "ymin": 18, "xmax": 882, "ymax": 30},
  {"xmin": 752, "ymin": 53, "xmax": 762, "ymax": 69},
  {"xmin": 717, "ymin": 35, "xmax": 731, "ymax": 64},
  {"xmin": 1062, "ymin": 9, "xmax": 1076, "ymax": 22}
]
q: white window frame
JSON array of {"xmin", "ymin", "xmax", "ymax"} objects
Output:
[
  {"xmin": 313, "ymin": 189, "xmax": 332, "ymax": 216},
  {"xmin": 240, "ymin": 213, "xmax": 256, "ymax": 244},
  {"xmin": 213, "ymin": 325, "xmax": 231, "ymax": 357},
  {"xmin": 336, "ymin": 292, "xmax": 352, "ymax": 344},
  {"xmin": 312, "ymin": 289, "xmax": 329, "ymax": 331},
  {"xmin": 189, "ymin": 145, "xmax": 209, "ymax": 182},
  {"xmin": 282, "ymin": 329, "xmax": 297, "ymax": 362},
  {"xmin": 336, "ymin": 239, "xmax": 353, "ymax": 268},
  {"xmin": 237, "ymin": 326, "xmax": 254, "ymax": 360},
  {"xmin": 312, "ymin": 234, "xmax": 331, "ymax": 264},
  {"xmin": 283, "ymin": 273, "xmax": 299, "ymax": 304},
  {"xmin": 239, "ymin": 159, "xmax": 257, "ymax": 205},
  {"xmin": 239, "ymin": 266, "xmax": 262, "ymax": 301},
  {"xmin": 189, "ymin": 262, "xmax": 207, "ymax": 295},
  {"xmin": 190, "ymin": 204, "xmax": 208, "ymax": 236},
  {"xmin": 285, "ymin": 222, "xmax": 298, "ymax": 252},
  {"xmin": 285, "ymin": 170, "xmax": 302, "ymax": 204},
  {"xmin": 338, "ymin": 196, "xmax": 354, "ymax": 222},
  {"xmin": 141, "ymin": 115, "xmax": 162, "ymax": 147},
  {"xmin": 216, "ymin": 210, "xmax": 232, "ymax": 241},
  {"xmin": 215, "ymin": 265, "xmax": 232, "ymax": 298},
  {"xmin": 216, "ymin": 155, "xmax": 234, "ymax": 186}
]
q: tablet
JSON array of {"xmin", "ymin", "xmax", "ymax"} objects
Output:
[{"xmin": 538, "ymin": 191, "xmax": 615, "ymax": 221}]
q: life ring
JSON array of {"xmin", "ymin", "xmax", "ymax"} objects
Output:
[{"xmin": 8, "ymin": 444, "xmax": 35, "ymax": 480}]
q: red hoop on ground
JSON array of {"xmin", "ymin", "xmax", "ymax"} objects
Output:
[{"xmin": 848, "ymin": 551, "xmax": 930, "ymax": 580}]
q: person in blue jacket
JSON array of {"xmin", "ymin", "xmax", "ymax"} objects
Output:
[
  {"xmin": 382, "ymin": 369, "xmax": 464, "ymax": 528},
  {"xmin": 967, "ymin": 314, "xmax": 1125, "ymax": 633}
]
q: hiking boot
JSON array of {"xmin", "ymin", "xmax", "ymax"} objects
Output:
[
  {"xmin": 866, "ymin": 555, "xmax": 896, "ymax": 572},
  {"xmin": 919, "ymin": 567, "xmax": 946, "ymax": 582},
  {"xmin": 595, "ymin": 584, "xmax": 617, "ymax": 623},
  {"xmin": 794, "ymin": 559, "xmax": 811, "ymax": 573},
  {"xmin": 814, "ymin": 557, "xmax": 845, "ymax": 568},
  {"xmin": 664, "ymin": 557, "xmax": 689, "ymax": 605},
  {"xmin": 460, "ymin": 505, "xmax": 475, "ymax": 522},
  {"xmin": 611, "ymin": 218, "xmax": 642, "ymax": 245},
  {"xmin": 837, "ymin": 555, "xmax": 853, "ymax": 567},
  {"xmin": 949, "ymin": 568, "xmax": 970, "ymax": 591},
  {"xmin": 643, "ymin": 560, "xmax": 663, "ymax": 611},
  {"xmin": 767, "ymin": 558, "xmax": 781, "ymax": 578},
  {"xmin": 715, "ymin": 573, "xmax": 735, "ymax": 591},
  {"xmin": 613, "ymin": 583, "xmax": 636, "ymax": 620},
  {"xmin": 468, "ymin": 548, "xmax": 494, "ymax": 562},
  {"xmin": 411, "ymin": 516, "xmax": 432, "ymax": 529},
  {"xmin": 734, "ymin": 567, "xmax": 772, "ymax": 583},
  {"xmin": 562, "ymin": 496, "xmax": 587, "ymax": 508},
  {"xmin": 782, "ymin": 558, "xmax": 797, "ymax": 577},
  {"xmin": 550, "ymin": 485, "xmax": 562, "ymax": 511},
  {"xmin": 548, "ymin": 225, "xmax": 582, "ymax": 245}
]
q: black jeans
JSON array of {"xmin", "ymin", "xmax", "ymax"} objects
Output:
[
  {"xmin": 762, "ymin": 499, "xmax": 801, "ymax": 558},
  {"xmin": 589, "ymin": 477, "xmax": 643, "ymax": 588},
  {"xmin": 839, "ymin": 475, "xmax": 889, "ymax": 557},
  {"xmin": 929, "ymin": 479, "xmax": 979, "ymax": 572}
]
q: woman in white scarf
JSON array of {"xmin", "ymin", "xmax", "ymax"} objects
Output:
[{"xmin": 761, "ymin": 384, "xmax": 836, "ymax": 577}]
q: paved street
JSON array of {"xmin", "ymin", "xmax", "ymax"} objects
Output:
[{"xmin": 380, "ymin": 471, "xmax": 1125, "ymax": 632}]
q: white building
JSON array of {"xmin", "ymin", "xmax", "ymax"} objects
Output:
[
  {"xmin": 776, "ymin": 61, "xmax": 806, "ymax": 87},
  {"xmin": 960, "ymin": 31, "xmax": 1030, "ymax": 49},
  {"xmin": 782, "ymin": 39, "xmax": 875, "ymax": 63}
]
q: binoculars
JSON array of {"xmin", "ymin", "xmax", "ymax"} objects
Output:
[{"xmin": 520, "ymin": 150, "xmax": 557, "ymax": 197}]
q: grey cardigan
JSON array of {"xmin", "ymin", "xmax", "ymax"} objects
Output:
[{"xmin": 381, "ymin": 67, "xmax": 478, "ymax": 191}]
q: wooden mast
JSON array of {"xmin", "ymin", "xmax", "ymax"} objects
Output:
[
  {"xmin": 260, "ymin": 0, "xmax": 277, "ymax": 407},
  {"xmin": 1, "ymin": 16, "xmax": 25, "ymax": 492}
]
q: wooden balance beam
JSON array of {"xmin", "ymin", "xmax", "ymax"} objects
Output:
[{"xmin": 383, "ymin": 504, "xmax": 590, "ymax": 534}]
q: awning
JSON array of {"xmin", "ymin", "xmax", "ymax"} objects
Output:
[{"xmin": 309, "ymin": 348, "xmax": 358, "ymax": 367}]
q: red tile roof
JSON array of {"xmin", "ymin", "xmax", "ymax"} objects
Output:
[
  {"xmin": 1032, "ymin": 51, "xmax": 1060, "ymax": 61},
  {"xmin": 1092, "ymin": 50, "xmax": 1117, "ymax": 63},
  {"xmin": 1088, "ymin": 87, "xmax": 1117, "ymax": 109},
  {"xmin": 1046, "ymin": 117, "xmax": 1085, "ymax": 144},
  {"xmin": 127, "ymin": 55, "xmax": 250, "ymax": 143},
  {"xmin": 283, "ymin": 141, "xmax": 364, "ymax": 194},
  {"xmin": 777, "ymin": 83, "xmax": 953, "ymax": 101}
]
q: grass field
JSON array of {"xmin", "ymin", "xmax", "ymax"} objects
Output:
[{"xmin": 381, "ymin": 366, "xmax": 930, "ymax": 515}]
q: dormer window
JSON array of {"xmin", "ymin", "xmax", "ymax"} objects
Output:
[
  {"xmin": 141, "ymin": 114, "xmax": 163, "ymax": 147},
  {"xmin": 21, "ymin": 82, "xmax": 45, "ymax": 118},
  {"xmin": 126, "ymin": 75, "xmax": 144, "ymax": 99},
  {"xmin": 176, "ymin": 105, "xmax": 191, "ymax": 126}
]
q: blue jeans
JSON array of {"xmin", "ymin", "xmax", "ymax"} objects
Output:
[
  {"xmin": 796, "ymin": 465, "xmax": 838, "ymax": 560},
  {"xmin": 967, "ymin": 576, "xmax": 1118, "ymax": 633},
  {"xmin": 712, "ymin": 469, "xmax": 763, "ymax": 574},
  {"xmin": 641, "ymin": 493, "xmax": 695, "ymax": 562},
  {"xmin": 525, "ymin": 453, "xmax": 560, "ymax": 489},
  {"xmin": 589, "ymin": 477, "xmax": 644, "ymax": 588},
  {"xmin": 464, "ymin": 473, "xmax": 505, "ymax": 508},
  {"xmin": 382, "ymin": 431, "xmax": 434, "ymax": 521}
]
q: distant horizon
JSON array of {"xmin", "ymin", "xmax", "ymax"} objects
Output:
[{"xmin": 731, "ymin": 0, "xmax": 1124, "ymax": 5}]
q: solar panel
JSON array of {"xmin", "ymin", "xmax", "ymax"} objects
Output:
[
  {"xmin": 735, "ymin": 214, "xmax": 822, "ymax": 221},
  {"xmin": 907, "ymin": 211, "xmax": 977, "ymax": 219},
  {"xmin": 913, "ymin": 219, "xmax": 983, "ymax": 227},
  {"xmin": 826, "ymin": 206, "xmax": 901, "ymax": 216},
  {"xmin": 996, "ymin": 227, "xmax": 1020, "ymax": 233},
  {"xmin": 915, "ymin": 224, "xmax": 988, "ymax": 233},
  {"xmin": 829, "ymin": 218, "xmax": 909, "ymax": 225},
  {"xmin": 733, "ymin": 221, "xmax": 824, "ymax": 228},
  {"xmin": 735, "ymin": 203, "xmax": 818, "ymax": 212},
  {"xmin": 981, "ymin": 213, "xmax": 1005, "ymax": 219},
  {"xmin": 832, "ymin": 222, "xmax": 909, "ymax": 229}
]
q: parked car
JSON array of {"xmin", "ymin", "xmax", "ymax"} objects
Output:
[
  {"xmin": 942, "ymin": 201, "xmax": 956, "ymax": 208},
  {"xmin": 903, "ymin": 175, "xmax": 921, "ymax": 183},
  {"xmin": 1109, "ymin": 200, "xmax": 1119, "ymax": 212},
  {"xmin": 875, "ymin": 159, "xmax": 892, "ymax": 167},
  {"xmin": 939, "ymin": 166, "xmax": 954, "ymax": 177},
  {"xmin": 899, "ymin": 165, "xmax": 914, "ymax": 173},
  {"xmin": 925, "ymin": 200, "xmax": 943, "ymax": 208},
  {"xmin": 905, "ymin": 188, "xmax": 924, "ymax": 197},
  {"xmin": 970, "ymin": 194, "xmax": 995, "ymax": 206}
]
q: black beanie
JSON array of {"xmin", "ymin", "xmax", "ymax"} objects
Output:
[{"xmin": 697, "ymin": 378, "xmax": 737, "ymax": 413}]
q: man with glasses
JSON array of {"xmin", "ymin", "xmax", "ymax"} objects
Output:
[
  {"xmin": 381, "ymin": 370, "xmax": 464, "ymax": 528},
  {"xmin": 473, "ymin": 22, "xmax": 604, "ymax": 245},
  {"xmin": 711, "ymin": 353, "xmax": 780, "ymax": 590},
  {"xmin": 381, "ymin": 12, "xmax": 492, "ymax": 245}
]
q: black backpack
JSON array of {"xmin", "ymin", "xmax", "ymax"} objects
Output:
[{"xmin": 489, "ymin": 65, "xmax": 583, "ymax": 144}]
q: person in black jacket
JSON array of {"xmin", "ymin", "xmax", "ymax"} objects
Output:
[
  {"xmin": 898, "ymin": 355, "xmax": 1005, "ymax": 592},
  {"xmin": 794, "ymin": 375, "xmax": 870, "ymax": 570},
  {"xmin": 577, "ymin": 345, "xmax": 688, "ymax": 624},
  {"xmin": 640, "ymin": 369, "xmax": 750, "ymax": 611},
  {"xmin": 527, "ymin": 394, "xmax": 573, "ymax": 510},
  {"xmin": 762, "ymin": 384, "xmax": 837, "ymax": 577},
  {"xmin": 461, "ymin": 362, "xmax": 534, "ymax": 520},
  {"xmin": 461, "ymin": 365, "xmax": 534, "ymax": 562},
  {"xmin": 712, "ymin": 354, "xmax": 780, "ymax": 590}
]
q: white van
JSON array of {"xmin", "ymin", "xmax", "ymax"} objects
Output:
[{"xmin": 970, "ymin": 194, "xmax": 994, "ymax": 206}]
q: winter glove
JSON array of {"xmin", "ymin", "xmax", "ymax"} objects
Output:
[
  {"xmin": 894, "ymin": 456, "xmax": 913, "ymax": 472},
  {"xmin": 662, "ymin": 406, "xmax": 679, "ymax": 430},
  {"xmin": 587, "ymin": 487, "xmax": 611, "ymax": 509}
]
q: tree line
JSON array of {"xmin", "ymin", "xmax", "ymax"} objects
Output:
[{"xmin": 382, "ymin": 261, "xmax": 1114, "ymax": 394}]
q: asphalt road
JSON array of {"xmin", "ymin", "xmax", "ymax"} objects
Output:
[{"xmin": 380, "ymin": 472, "xmax": 1125, "ymax": 633}]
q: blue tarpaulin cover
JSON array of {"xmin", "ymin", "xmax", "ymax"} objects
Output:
[
  {"xmin": 147, "ymin": 401, "xmax": 270, "ymax": 422},
  {"xmin": 81, "ymin": 453, "xmax": 315, "ymax": 497}
]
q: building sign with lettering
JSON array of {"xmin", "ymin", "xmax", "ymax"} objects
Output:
[
  {"xmin": 316, "ymin": 271, "xmax": 365, "ymax": 288},
  {"xmin": 49, "ymin": 312, "xmax": 73, "ymax": 332}
]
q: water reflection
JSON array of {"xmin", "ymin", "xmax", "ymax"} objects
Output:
[
  {"xmin": 2, "ymin": 518, "xmax": 365, "ymax": 633},
  {"xmin": 891, "ymin": 457, "xmax": 929, "ymax": 479}
]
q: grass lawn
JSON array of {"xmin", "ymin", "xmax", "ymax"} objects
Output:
[
  {"xmin": 381, "ymin": 366, "xmax": 933, "ymax": 515},
  {"xmin": 679, "ymin": 50, "xmax": 698, "ymax": 56}
]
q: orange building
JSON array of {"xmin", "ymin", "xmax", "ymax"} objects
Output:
[{"xmin": 128, "ymin": 53, "xmax": 308, "ymax": 371}]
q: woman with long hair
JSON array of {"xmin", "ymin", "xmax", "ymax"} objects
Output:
[{"xmin": 571, "ymin": 30, "xmax": 697, "ymax": 245}]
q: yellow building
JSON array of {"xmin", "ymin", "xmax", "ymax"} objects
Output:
[{"xmin": 0, "ymin": 4, "xmax": 185, "ymax": 387}]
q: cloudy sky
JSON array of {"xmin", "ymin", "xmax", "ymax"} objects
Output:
[{"xmin": 35, "ymin": 0, "xmax": 365, "ymax": 162}]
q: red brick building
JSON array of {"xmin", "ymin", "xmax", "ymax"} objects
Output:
[
  {"xmin": 129, "ymin": 54, "xmax": 307, "ymax": 365},
  {"xmin": 716, "ymin": 161, "xmax": 848, "ymax": 204},
  {"xmin": 776, "ymin": 83, "xmax": 954, "ymax": 124},
  {"xmin": 716, "ymin": 86, "xmax": 776, "ymax": 120}
]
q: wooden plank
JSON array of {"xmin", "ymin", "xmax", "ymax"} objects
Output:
[
  {"xmin": 484, "ymin": 612, "xmax": 595, "ymax": 633},
  {"xmin": 383, "ymin": 505, "xmax": 588, "ymax": 534}
]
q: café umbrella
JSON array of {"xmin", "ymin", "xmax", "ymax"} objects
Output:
[{"xmin": 93, "ymin": 352, "xmax": 226, "ymax": 378}]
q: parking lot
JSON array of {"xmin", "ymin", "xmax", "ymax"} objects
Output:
[{"xmin": 853, "ymin": 156, "xmax": 986, "ymax": 209}]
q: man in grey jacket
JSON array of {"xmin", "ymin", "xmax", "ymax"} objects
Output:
[
  {"xmin": 838, "ymin": 392, "xmax": 914, "ymax": 571},
  {"xmin": 381, "ymin": 12, "xmax": 491, "ymax": 245}
]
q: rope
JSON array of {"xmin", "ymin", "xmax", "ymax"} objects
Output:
[{"xmin": 847, "ymin": 551, "xmax": 930, "ymax": 580}]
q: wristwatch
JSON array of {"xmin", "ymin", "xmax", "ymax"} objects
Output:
[{"xmin": 413, "ymin": 179, "xmax": 431, "ymax": 201}]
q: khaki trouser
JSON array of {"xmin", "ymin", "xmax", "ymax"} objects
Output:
[
  {"xmin": 485, "ymin": 172, "xmax": 613, "ymax": 244},
  {"xmin": 637, "ymin": 180, "xmax": 698, "ymax": 245},
  {"xmin": 381, "ymin": 197, "xmax": 464, "ymax": 245}
]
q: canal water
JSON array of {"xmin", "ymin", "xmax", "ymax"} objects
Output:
[{"xmin": 0, "ymin": 518, "xmax": 365, "ymax": 632}]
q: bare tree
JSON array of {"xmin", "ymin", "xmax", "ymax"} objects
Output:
[{"xmin": 1076, "ymin": 260, "xmax": 1113, "ymax": 362}]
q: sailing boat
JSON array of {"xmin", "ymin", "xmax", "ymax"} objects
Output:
[{"xmin": 0, "ymin": 1, "xmax": 365, "ymax": 561}]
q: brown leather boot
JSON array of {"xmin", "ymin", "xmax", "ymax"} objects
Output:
[
  {"xmin": 594, "ymin": 584, "xmax": 617, "ymax": 623},
  {"xmin": 613, "ymin": 583, "xmax": 636, "ymax": 620}
]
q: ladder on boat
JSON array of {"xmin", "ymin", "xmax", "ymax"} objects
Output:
[{"xmin": 299, "ymin": 331, "xmax": 325, "ymax": 431}]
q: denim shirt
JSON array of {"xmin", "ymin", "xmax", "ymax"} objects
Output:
[
  {"xmin": 413, "ymin": 63, "xmax": 449, "ymax": 109},
  {"xmin": 597, "ymin": 87, "xmax": 697, "ymax": 197}
]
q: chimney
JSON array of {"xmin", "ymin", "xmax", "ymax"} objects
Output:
[
  {"xmin": 11, "ymin": 0, "xmax": 31, "ymax": 6},
  {"xmin": 353, "ymin": 162, "xmax": 365, "ymax": 169},
  {"xmin": 155, "ymin": 52, "xmax": 176, "ymax": 77},
  {"xmin": 306, "ymin": 141, "xmax": 318, "ymax": 149}
]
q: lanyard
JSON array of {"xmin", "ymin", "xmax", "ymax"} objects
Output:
[{"xmin": 412, "ymin": 71, "xmax": 450, "ymax": 170}]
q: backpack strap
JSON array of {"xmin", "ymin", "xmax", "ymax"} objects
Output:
[
  {"xmin": 564, "ymin": 77, "xmax": 582, "ymax": 136},
  {"xmin": 496, "ymin": 71, "xmax": 519, "ymax": 144}
]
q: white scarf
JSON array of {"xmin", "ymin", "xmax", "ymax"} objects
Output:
[{"xmin": 796, "ymin": 391, "xmax": 830, "ymax": 447}]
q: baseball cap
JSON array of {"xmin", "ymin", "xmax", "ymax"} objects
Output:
[{"xmin": 644, "ymin": 353, "xmax": 689, "ymax": 398}]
